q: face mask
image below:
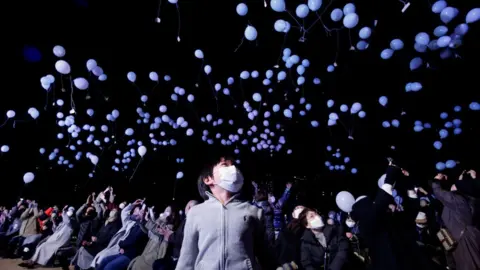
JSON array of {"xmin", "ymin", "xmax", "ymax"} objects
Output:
[
  {"xmin": 51, "ymin": 213, "xmax": 57, "ymax": 218},
  {"xmin": 119, "ymin": 203, "xmax": 125, "ymax": 209},
  {"xmin": 109, "ymin": 210, "xmax": 117, "ymax": 218},
  {"xmin": 164, "ymin": 211, "xmax": 171, "ymax": 217},
  {"xmin": 292, "ymin": 208, "xmax": 304, "ymax": 219},
  {"xmin": 269, "ymin": 196, "xmax": 276, "ymax": 204},
  {"xmin": 179, "ymin": 210, "xmax": 184, "ymax": 216},
  {"xmin": 66, "ymin": 211, "xmax": 73, "ymax": 217},
  {"xmin": 416, "ymin": 223, "xmax": 426, "ymax": 228},
  {"xmin": 346, "ymin": 220, "xmax": 356, "ymax": 228},
  {"xmin": 309, "ymin": 216, "xmax": 324, "ymax": 229},
  {"xmin": 215, "ymin": 165, "xmax": 244, "ymax": 193},
  {"xmin": 327, "ymin": 219, "xmax": 334, "ymax": 225}
]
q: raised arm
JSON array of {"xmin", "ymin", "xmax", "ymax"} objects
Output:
[
  {"xmin": 275, "ymin": 182, "xmax": 292, "ymax": 209},
  {"xmin": 431, "ymin": 174, "xmax": 459, "ymax": 210}
]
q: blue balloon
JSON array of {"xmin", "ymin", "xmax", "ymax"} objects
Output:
[
  {"xmin": 444, "ymin": 122, "xmax": 453, "ymax": 128},
  {"xmin": 445, "ymin": 160, "xmax": 456, "ymax": 169},
  {"xmin": 466, "ymin": 8, "xmax": 480, "ymax": 24},
  {"xmin": 351, "ymin": 168, "xmax": 357, "ymax": 174},
  {"xmin": 327, "ymin": 65, "xmax": 335, "ymax": 72},
  {"xmin": 356, "ymin": 40, "xmax": 369, "ymax": 50},
  {"xmin": 469, "ymin": 102, "xmax": 480, "ymax": 111},
  {"xmin": 440, "ymin": 112, "xmax": 448, "ymax": 119},
  {"xmin": 359, "ymin": 27, "xmax": 372, "ymax": 39},
  {"xmin": 414, "ymin": 125, "xmax": 424, "ymax": 132},
  {"xmin": 454, "ymin": 24, "xmax": 469, "ymax": 36},
  {"xmin": 409, "ymin": 57, "xmax": 423, "ymax": 70},
  {"xmin": 440, "ymin": 7, "xmax": 458, "ymax": 24},
  {"xmin": 433, "ymin": 141, "xmax": 443, "ymax": 150},
  {"xmin": 343, "ymin": 3, "xmax": 356, "ymax": 15},
  {"xmin": 415, "ymin": 32, "xmax": 430, "ymax": 46},
  {"xmin": 434, "ymin": 26, "xmax": 448, "ymax": 37},
  {"xmin": 453, "ymin": 128, "xmax": 462, "ymax": 135},
  {"xmin": 330, "ymin": 8, "xmax": 343, "ymax": 22},
  {"xmin": 439, "ymin": 129, "xmax": 449, "ymax": 139},
  {"xmin": 391, "ymin": 119, "xmax": 400, "ymax": 127},
  {"xmin": 379, "ymin": 96, "xmax": 388, "ymax": 106},
  {"xmin": 270, "ymin": 0, "xmax": 286, "ymax": 12},
  {"xmin": 437, "ymin": 36, "xmax": 451, "ymax": 47},
  {"xmin": 436, "ymin": 162, "xmax": 446, "ymax": 171},
  {"xmin": 432, "ymin": 1, "xmax": 447, "ymax": 13},
  {"xmin": 382, "ymin": 121, "xmax": 391, "ymax": 128},
  {"xmin": 390, "ymin": 39, "xmax": 404, "ymax": 50},
  {"xmin": 343, "ymin": 13, "xmax": 359, "ymax": 28},
  {"xmin": 380, "ymin": 49, "xmax": 394, "ymax": 60},
  {"xmin": 414, "ymin": 43, "xmax": 427, "ymax": 53}
]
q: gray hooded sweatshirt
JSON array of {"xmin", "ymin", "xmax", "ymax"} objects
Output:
[{"xmin": 176, "ymin": 192, "xmax": 274, "ymax": 270}]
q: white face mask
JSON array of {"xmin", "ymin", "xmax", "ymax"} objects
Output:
[
  {"xmin": 269, "ymin": 196, "xmax": 276, "ymax": 204},
  {"xmin": 346, "ymin": 220, "xmax": 356, "ymax": 228},
  {"xmin": 215, "ymin": 165, "xmax": 244, "ymax": 193},
  {"xmin": 164, "ymin": 211, "xmax": 171, "ymax": 217},
  {"xmin": 416, "ymin": 223, "xmax": 426, "ymax": 228},
  {"xmin": 292, "ymin": 208, "xmax": 304, "ymax": 219},
  {"xmin": 179, "ymin": 210, "xmax": 184, "ymax": 216},
  {"xmin": 310, "ymin": 216, "xmax": 324, "ymax": 229},
  {"xmin": 51, "ymin": 213, "xmax": 57, "ymax": 218},
  {"xmin": 66, "ymin": 211, "xmax": 73, "ymax": 217},
  {"xmin": 327, "ymin": 219, "xmax": 334, "ymax": 225},
  {"xmin": 109, "ymin": 211, "xmax": 117, "ymax": 218},
  {"xmin": 119, "ymin": 203, "xmax": 126, "ymax": 209}
]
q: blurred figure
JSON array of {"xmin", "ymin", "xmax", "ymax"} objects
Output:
[{"xmin": 275, "ymin": 206, "xmax": 306, "ymax": 269}]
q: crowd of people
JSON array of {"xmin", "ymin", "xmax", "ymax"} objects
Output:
[{"xmin": 0, "ymin": 156, "xmax": 479, "ymax": 270}]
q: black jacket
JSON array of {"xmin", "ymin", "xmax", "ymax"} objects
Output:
[
  {"xmin": 275, "ymin": 226, "xmax": 304, "ymax": 266},
  {"xmin": 300, "ymin": 225, "xmax": 349, "ymax": 270},
  {"xmin": 168, "ymin": 218, "xmax": 186, "ymax": 258},
  {"xmin": 85, "ymin": 220, "xmax": 121, "ymax": 255}
]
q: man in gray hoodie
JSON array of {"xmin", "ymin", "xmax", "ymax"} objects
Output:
[{"xmin": 176, "ymin": 157, "xmax": 275, "ymax": 270}]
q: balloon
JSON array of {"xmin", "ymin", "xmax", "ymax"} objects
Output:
[
  {"xmin": 436, "ymin": 162, "xmax": 446, "ymax": 171},
  {"xmin": 343, "ymin": 3, "xmax": 356, "ymax": 15},
  {"xmin": 390, "ymin": 39, "xmax": 404, "ymax": 50},
  {"xmin": 434, "ymin": 141, "xmax": 443, "ymax": 150},
  {"xmin": 138, "ymin": 146, "xmax": 147, "ymax": 157},
  {"xmin": 274, "ymin": 20, "xmax": 287, "ymax": 32},
  {"xmin": 440, "ymin": 7, "xmax": 458, "ymax": 24},
  {"xmin": 330, "ymin": 9, "xmax": 343, "ymax": 22},
  {"xmin": 415, "ymin": 32, "xmax": 430, "ymax": 45},
  {"xmin": 308, "ymin": 0, "xmax": 322, "ymax": 11},
  {"xmin": 204, "ymin": 65, "xmax": 212, "ymax": 75},
  {"xmin": 194, "ymin": 49, "xmax": 204, "ymax": 59},
  {"xmin": 98, "ymin": 74, "xmax": 107, "ymax": 81},
  {"xmin": 1, "ymin": 145, "xmax": 9, "ymax": 153},
  {"xmin": 236, "ymin": 3, "xmax": 248, "ymax": 16},
  {"xmin": 55, "ymin": 60, "xmax": 71, "ymax": 75},
  {"xmin": 335, "ymin": 191, "xmax": 355, "ymax": 212},
  {"xmin": 433, "ymin": 26, "xmax": 448, "ymax": 37},
  {"xmin": 359, "ymin": 27, "xmax": 372, "ymax": 39},
  {"xmin": 437, "ymin": 36, "xmax": 451, "ymax": 47},
  {"xmin": 252, "ymin": 93, "xmax": 262, "ymax": 102},
  {"xmin": 89, "ymin": 155, "xmax": 99, "ymax": 165},
  {"xmin": 379, "ymin": 96, "xmax": 388, "ymax": 106},
  {"xmin": 380, "ymin": 49, "xmax": 394, "ymax": 59},
  {"xmin": 127, "ymin": 72, "xmax": 137, "ymax": 83},
  {"xmin": 431, "ymin": 1, "xmax": 447, "ymax": 13},
  {"xmin": 6, "ymin": 110, "xmax": 15, "ymax": 118},
  {"xmin": 23, "ymin": 172, "xmax": 35, "ymax": 184},
  {"xmin": 86, "ymin": 59, "xmax": 97, "ymax": 71},
  {"xmin": 53, "ymin": 45, "xmax": 65, "ymax": 57},
  {"xmin": 466, "ymin": 8, "xmax": 480, "ymax": 24},
  {"xmin": 244, "ymin": 25, "xmax": 258, "ymax": 41},
  {"xmin": 343, "ymin": 13, "xmax": 359, "ymax": 28},
  {"xmin": 176, "ymin": 171, "xmax": 184, "ymax": 179},
  {"xmin": 149, "ymin": 72, "xmax": 159, "ymax": 81},
  {"xmin": 296, "ymin": 4, "xmax": 309, "ymax": 18},
  {"xmin": 270, "ymin": 0, "xmax": 286, "ymax": 12},
  {"xmin": 73, "ymin": 78, "xmax": 89, "ymax": 90},
  {"xmin": 92, "ymin": 66, "xmax": 104, "ymax": 76},
  {"xmin": 409, "ymin": 57, "xmax": 423, "ymax": 70},
  {"xmin": 446, "ymin": 160, "xmax": 456, "ymax": 169}
]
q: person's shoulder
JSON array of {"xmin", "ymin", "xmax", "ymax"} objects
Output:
[
  {"xmin": 239, "ymin": 201, "xmax": 263, "ymax": 219},
  {"xmin": 185, "ymin": 201, "xmax": 206, "ymax": 217}
]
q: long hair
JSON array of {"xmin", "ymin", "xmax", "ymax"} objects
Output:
[{"xmin": 287, "ymin": 207, "xmax": 312, "ymax": 235}]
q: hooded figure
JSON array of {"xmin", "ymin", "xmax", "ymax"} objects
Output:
[{"xmin": 431, "ymin": 174, "xmax": 480, "ymax": 270}]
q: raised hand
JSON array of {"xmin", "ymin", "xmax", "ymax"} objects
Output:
[{"xmin": 434, "ymin": 173, "xmax": 447, "ymax": 181}]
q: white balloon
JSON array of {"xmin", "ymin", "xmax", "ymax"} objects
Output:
[
  {"xmin": 149, "ymin": 71, "xmax": 159, "ymax": 81},
  {"xmin": 335, "ymin": 191, "xmax": 355, "ymax": 212},
  {"xmin": 127, "ymin": 72, "xmax": 137, "ymax": 83},
  {"xmin": 73, "ymin": 77, "xmax": 89, "ymax": 90},
  {"xmin": 138, "ymin": 146, "xmax": 147, "ymax": 157},
  {"xmin": 6, "ymin": 110, "xmax": 15, "ymax": 118},
  {"xmin": 86, "ymin": 59, "xmax": 97, "ymax": 71},
  {"xmin": 176, "ymin": 171, "xmax": 184, "ymax": 179},
  {"xmin": 378, "ymin": 174, "xmax": 386, "ymax": 188},
  {"xmin": 55, "ymin": 60, "xmax": 71, "ymax": 75},
  {"xmin": 23, "ymin": 172, "xmax": 35, "ymax": 184},
  {"xmin": 244, "ymin": 25, "xmax": 258, "ymax": 41},
  {"xmin": 53, "ymin": 45, "xmax": 66, "ymax": 57},
  {"xmin": 1, "ymin": 145, "xmax": 9, "ymax": 153},
  {"xmin": 89, "ymin": 155, "xmax": 99, "ymax": 165},
  {"xmin": 194, "ymin": 49, "xmax": 204, "ymax": 59}
]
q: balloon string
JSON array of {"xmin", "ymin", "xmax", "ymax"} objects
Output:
[
  {"xmin": 234, "ymin": 37, "xmax": 244, "ymax": 52},
  {"xmin": 176, "ymin": 4, "xmax": 181, "ymax": 41},
  {"xmin": 286, "ymin": 10, "xmax": 302, "ymax": 28},
  {"xmin": 195, "ymin": 60, "xmax": 204, "ymax": 87},
  {"xmin": 69, "ymin": 77, "xmax": 76, "ymax": 111},
  {"xmin": 338, "ymin": 118, "xmax": 349, "ymax": 134},
  {"xmin": 129, "ymin": 158, "xmax": 143, "ymax": 182},
  {"xmin": 206, "ymin": 75, "xmax": 219, "ymax": 111},
  {"xmin": 348, "ymin": 29, "xmax": 354, "ymax": 49},
  {"xmin": 44, "ymin": 91, "xmax": 49, "ymax": 111},
  {"xmin": 172, "ymin": 181, "xmax": 177, "ymax": 201},
  {"xmin": 275, "ymin": 32, "xmax": 289, "ymax": 67},
  {"xmin": 0, "ymin": 119, "xmax": 8, "ymax": 128}
]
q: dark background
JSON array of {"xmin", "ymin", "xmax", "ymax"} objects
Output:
[{"xmin": 1, "ymin": 0, "xmax": 479, "ymax": 212}]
